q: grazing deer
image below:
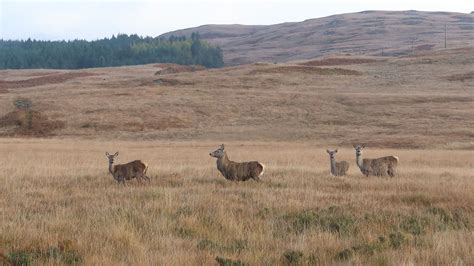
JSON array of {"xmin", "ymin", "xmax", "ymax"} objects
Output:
[
  {"xmin": 353, "ymin": 145, "xmax": 399, "ymax": 177},
  {"xmin": 326, "ymin": 149, "xmax": 349, "ymax": 176},
  {"xmin": 209, "ymin": 144, "xmax": 265, "ymax": 182},
  {"xmin": 106, "ymin": 152, "xmax": 150, "ymax": 183}
]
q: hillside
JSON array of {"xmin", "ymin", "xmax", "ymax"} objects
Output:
[
  {"xmin": 0, "ymin": 47, "xmax": 472, "ymax": 149},
  {"xmin": 161, "ymin": 10, "xmax": 474, "ymax": 65}
]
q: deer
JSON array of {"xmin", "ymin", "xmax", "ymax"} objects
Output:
[
  {"xmin": 209, "ymin": 144, "xmax": 265, "ymax": 182},
  {"xmin": 105, "ymin": 152, "xmax": 150, "ymax": 183},
  {"xmin": 326, "ymin": 149, "xmax": 349, "ymax": 176},
  {"xmin": 353, "ymin": 145, "xmax": 399, "ymax": 177}
]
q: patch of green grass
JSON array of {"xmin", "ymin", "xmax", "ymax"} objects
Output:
[
  {"xmin": 197, "ymin": 239, "xmax": 248, "ymax": 253},
  {"xmin": 401, "ymin": 194, "xmax": 432, "ymax": 206},
  {"xmin": 7, "ymin": 250, "xmax": 31, "ymax": 266},
  {"xmin": 283, "ymin": 250, "xmax": 304, "ymax": 265},
  {"xmin": 197, "ymin": 239, "xmax": 219, "ymax": 251},
  {"xmin": 401, "ymin": 216, "xmax": 428, "ymax": 236},
  {"xmin": 7, "ymin": 246, "xmax": 82, "ymax": 265},
  {"xmin": 174, "ymin": 227, "xmax": 196, "ymax": 239},
  {"xmin": 336, "ymin": 248, "xmax": 352, "ymax": 260},
  {"xmin": 389, "ymin": 231, "xmax": 406, "ymax": 249},
  {"xmin": 283, "ymin": 207, "xmax": 356, "ymax": 236},
  {"xmin": 215, "ymin": 256, "xmax": 249, "ymax": 266},
  {"xmin": 227, "ymin": 239, "xmax": 248, "ymax": 253},
  {"xmin": 427, "ymin": 207, "xmax": 470, "ymax": 230}
]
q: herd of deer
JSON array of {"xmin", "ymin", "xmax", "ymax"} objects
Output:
[{"xmin": 106, "ymin": 144, "xmax": 399, "ymax": 183}]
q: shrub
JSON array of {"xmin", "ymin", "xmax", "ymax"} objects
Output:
[
  {"xmin": 0, "ymin": 98, "xmax": 64, "ymax": 136},
  {"xmin": 197, "ymin": 239, "xmax": 219, "ymax": 251},
  {"xmin": 401, "ymin": 216, "xmax": 427, "ymax": 236},
  {"xmin": 227, "ymin": 239, "xmax": 248, "ymax": 253},
  {"xmin": 284, "ymin": 207, "xmax": 356, "ymax": 236},
  {"xmin": 7, "ymin": 250, "xmax": 31, "ymax": 266},
  {"xmin": 215, "ymin": 256, "xmax": 248, "ymax": 266},
  {"xmin": 389, "ymin": 231, "xmax": 406, "ymax": 249},
  {"xmin": 283, "ymin": 250, "xmax": 304, "ymax": 265},
  {"xmin": 336, "ymin": 248, "xmax": 352, "ymax": 260}
]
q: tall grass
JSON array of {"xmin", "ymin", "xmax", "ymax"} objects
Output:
[{"xmin": 0, "ymin": 139, "xmax": 472, "ymax": 264}]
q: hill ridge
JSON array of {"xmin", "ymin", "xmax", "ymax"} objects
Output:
[{"xmin": 160, "ymin": 10, "xmax": 474, "ymax": 65}]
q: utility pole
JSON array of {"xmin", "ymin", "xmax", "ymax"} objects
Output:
[{"xmin": 444, "ymin": 24, "xmax": 447, "ymax": 48}]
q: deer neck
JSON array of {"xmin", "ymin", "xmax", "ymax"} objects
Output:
[
  {"xmin": 217, "ymin": 153, "xmax": 230, "ymax": 172},
  {"xmin": 356, "ymin": 153, "xmax": 363, "ymax": 169},
  {"xmin": 330, "ymin": 157, "xmax": 337, "ymax": 175},
  {"xmin": 109, "ymin": 162, "xmax": 115, "ymax": 175}
]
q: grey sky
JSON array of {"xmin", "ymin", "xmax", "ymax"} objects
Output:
[{"xmin": 1, "ymin": 0, "xmax": 473, "ymax": 40}]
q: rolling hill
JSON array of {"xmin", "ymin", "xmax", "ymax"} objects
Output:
[
  {"xmin": 161, "ymin": 10, "xmax": 474, "ymax": 65},
  {"xmin": 0, "ymin": 47, "xmax": 472, "ymax": 149}
]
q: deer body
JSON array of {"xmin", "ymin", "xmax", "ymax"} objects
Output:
[
  {"xmin": 354, "ymin": 145, "xmax": 399, "ymax": 177},
  {"xmin": 106, "ymin": 152, "xmax": 149, "ymax": 183},
  {"xmin": 210, "ymin": 144, "xmax": 265, "ymax": 182},
  {"xmin": 327, "ymin": 149, "xmax": 349, "ymax": 176}
]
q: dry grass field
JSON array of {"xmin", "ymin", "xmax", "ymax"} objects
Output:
[
  {"xmin": 0, "ymin": 48, "xmax": 473, "ymax": 149},
  {"xmin": 0, "ymin": 48, "xmax": 473, "ymax": 265},
  {"xmin": 0, "ymin": 139, "xmax": 472, "ymax": 265}
]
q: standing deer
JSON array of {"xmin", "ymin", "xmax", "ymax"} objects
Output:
[
  {"xmin": 106, "ymin": 152, "xmax": 150, "ymax": 183},
  {"xmin": 353, "ymin": 145, "xmax": 399, "ymax": 177},
  {"xmin": 326, "ymin": 149, "xmax": 349, "ymax": 176},
  {"xmin": 209, "ymin": 144, "xmax": 265, "ymax": 182}
]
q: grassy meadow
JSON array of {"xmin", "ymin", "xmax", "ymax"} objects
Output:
[
  {"xmin": 0, "ymin": 48, "xmax": 473, "ymax": 264},
  {"xmin": 0, "ymin": 139, "xmax": 472, "ymax": 265}
]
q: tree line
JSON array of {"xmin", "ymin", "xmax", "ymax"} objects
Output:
[{"xmin": 0, "ymin": 33, "xmax": 224, "ymax": 69}]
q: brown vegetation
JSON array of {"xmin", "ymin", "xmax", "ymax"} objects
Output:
[
  {"xmin": 0, "ymin": 72, "xmax": 96, "ymax": 89},
  {"xmin": 300, "ymin": 58, "xmax": 378, "ymax": 66},
  {"xmin": 445, "ymin": 71, "xmax": 474, "ymax": 82},
  {"xmin": 249, "ymin": 65, "xmax": 362, "ymax": 75},
  {"xmin": 0, "ymin": 140, "xmax": 472, "ymax": 264},
  {"xmin": 1, "ymin": 49, "xmax": 472, "ymax": 148},
  {"xmin": 154, "ymin": 64, "xmax": 206, "ymax": 74},
  {"xmin": 0, "ymin": 109, "xmax": 64, "ymax": 137}
]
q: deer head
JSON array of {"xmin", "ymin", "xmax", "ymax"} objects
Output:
[
  {"xmin": 326, "ymin": 149, "xmax": 338, "ymax": 159},
  {"xmin": 209, "ymin": 144, "xmax": 225, "ymax": 158},
  {"xmin": 106, "ymin": 152, "xmax": 119, "ymax": 164},
  {"xmin": 353, "ymin": 145, "xmax": 365, "ymax": 156}
]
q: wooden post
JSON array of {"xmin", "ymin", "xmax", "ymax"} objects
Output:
[{"xmin": 444, "ymin": 24, "xmax": 447, "ymax": 48}]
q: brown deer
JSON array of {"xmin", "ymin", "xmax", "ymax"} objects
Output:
[
  {"xmin": 353, "ymin": 145, "xmax": 399, "ymax": 177},
  {"xmin": 209, "ymin": 144, "xmax": 265, "ymax": 182},
  {"xmin": 106, "ymin": 152, "xmax": 149, "ymax": 183},
  {"xmin": 326, "ymin": 149, "xmax": 349, "ymax": 176}
]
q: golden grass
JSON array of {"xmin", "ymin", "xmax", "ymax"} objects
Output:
[{"xmin": 0, "ymin": 139, "xmax": 472, "ymax": 265}]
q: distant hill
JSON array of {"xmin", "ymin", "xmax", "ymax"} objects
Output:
[{"xmin": 161, "ymin": 10, "xmax": 474, "ymax": 65}]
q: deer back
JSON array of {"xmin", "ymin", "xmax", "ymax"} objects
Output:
[
  {"xmin": 113, "ymin": 160, "xmax": 147, "ymax": 180},
  {"xmin": 219, "ymin": 160, "xmax": 263, "ymax": 181}
]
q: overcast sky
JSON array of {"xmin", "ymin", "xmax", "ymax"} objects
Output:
[{"xmin": 1, "ymin": 0, "xmax": 473, "ymax": 41}]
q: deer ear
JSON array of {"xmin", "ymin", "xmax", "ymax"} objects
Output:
[
  {"xmin": 326, "ymin": 149, "xmax": 330, "ymax": 153},
  {"xmin": 335, "ymin": 149, "xmax": 338, "ymax": 153},
  {"xmin": 106, "ymin": 152, "xmax": 110, "ymax": 157},
  {"xmin": 114, "ymin": 152, "xmax": 119, "ymax": 156},
  {"xmin": 361, "ymin": 145, "xmax": 366, "ymax": 148},
  {"xmin": 353, "ymin": 144, "xmax": 356, "ymax": 148},
  {"xmin": 221, "ymin": 144, "xmax": 225, "ymax": 150}
]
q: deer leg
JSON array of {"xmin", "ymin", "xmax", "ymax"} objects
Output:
[{"xmin": 387, "ymin": 167, "xmax": 395, "ymax": 177}]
